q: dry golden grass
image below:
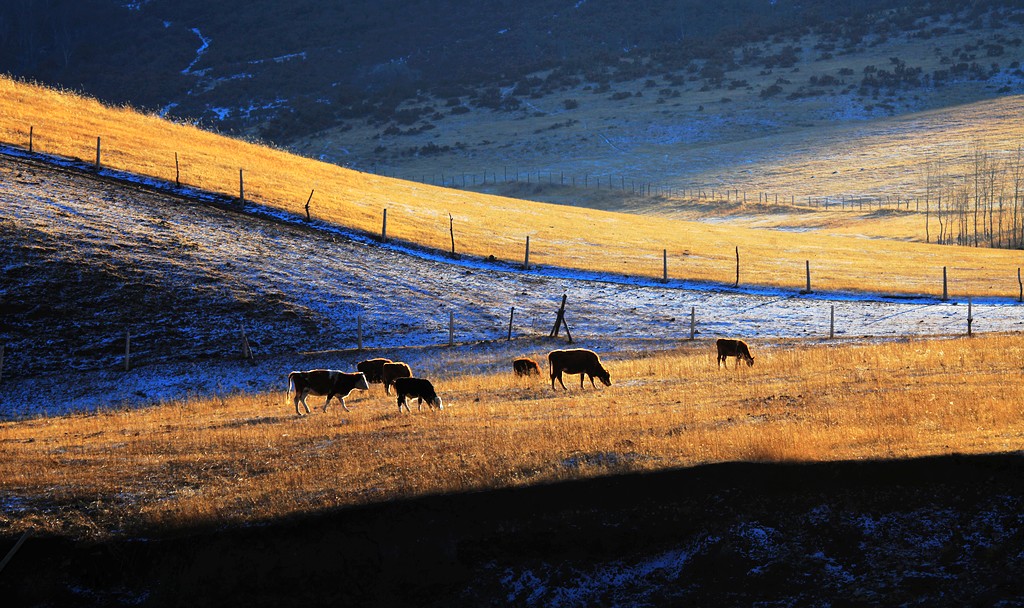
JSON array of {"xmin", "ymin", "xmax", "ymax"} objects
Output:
[
  {"xmin": 4, "ymin": 76, "xmax": 1024, "ymax": 299},
  {"xmin": 2, "ymin": 336, "xmax": 1023, "ymax": 539}
]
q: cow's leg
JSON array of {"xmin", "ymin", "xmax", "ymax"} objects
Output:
[
  {"xmin": 397, "ymin": 394, "xmax": 407, "ymax": 413},
  {"xmin": 385, "ymin": 381, "xmax": 392, "ymax": 396},
  {"xmin": 417, "ymin": 397, "xmax": 423, "ymax": 411},
  {"xmin": 556, "ymin": 370, "xmax": 567, "ymax": 390},
  {"xmin": 340, "ymin": 395, "xmax": 351, "ymax": 412},
  {"xmin": 589, "ymin": 373, "xmax": 598, "ymax": 388},
  {"xmin": 297, "ymin": 391, "xmax": 311, "ymax": 415},
  {"xmin": 323, "ymin": 393, "xmax": 333, "ymax": 412}
]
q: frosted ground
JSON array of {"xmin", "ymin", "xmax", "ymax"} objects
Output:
[{"xmin": 2, "ymin": 150, "xmax": 1022, "ymax": 418}]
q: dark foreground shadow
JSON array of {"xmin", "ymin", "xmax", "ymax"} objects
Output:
[{"xmin": 3, "ymin": 452, "xmax": 1024, "ymax": 607}]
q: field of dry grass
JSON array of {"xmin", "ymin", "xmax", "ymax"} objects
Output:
[
  {"xmin": 5, "ymin": 76, "xmax": 1024, "ymax": 299},
  {"xmin": 2, "ymin": 335, "xmax": 1022, "ymax": 540}
]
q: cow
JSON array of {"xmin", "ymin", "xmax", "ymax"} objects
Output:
[
  {"xmin": 381, "ymin": 361, "xmax": 412, "ymax": 395},
  {"xmin": 513, "ymin": 357, "xmax": 541, "ymax": 377},
  {"xmin": 357, "ymin": 357, "xmax": 393, "ymax": 385},
  {"xmin": 716, "ymin": 338, "xmax": 755, "ymax": 368},
  {"xmin": 393, "ymin": 376, "xmax": 443, "ymax": 412},
  {"xmin": 287, "ymin": 369, "xmax": 370, "ymax": 416},
  {"xmin": 548, "ymin": 348, "xmax": 611, "ymax": 391}
]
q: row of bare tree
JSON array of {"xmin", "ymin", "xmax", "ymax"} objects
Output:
[{"xmin": 925, "ymin": 145, "xmax": 1024, "ymax": 249}]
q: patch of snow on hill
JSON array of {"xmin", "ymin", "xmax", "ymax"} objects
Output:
[{"xmin": 182, "ymin": 28, "xmax": 211, "ymax": 76}]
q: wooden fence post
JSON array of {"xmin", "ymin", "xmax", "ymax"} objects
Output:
[
  {"xmin": 1018, "ymin": 268, "xmax": 1022, "ymax": 303},
  {"xmin": 95, "ymin": 136, "xmax": 101, "ymax": 169},
  {"xmin": 942, "ymin": 267, "xmax": 948, "ymax": 301},
  {"xmin": 124, "ymin": 329, "xmax": 131, "ymax": 372},
  {"xmin": 801, "ymin": 260, "xmax": 812, "ymax": 294},
  {"xmin": 734, "ymin": 246, "xmax": 740, "ymax": 288},
  {"xmin": 662, "ymin": 249, "xmax": 668, "ymax": 282},
  {"xmin": 829, "ymin": 305, "xmax": 835, "ymax": 339},
  {"xmin": 550, "ymin": 294, "xmax": 569, "ymax": 340},
  {"xmin": 238, "ymin": 168, "xmax": 245, "ymax": 205},
  {"xmin": 175, "ymin": 152, "xmax": 181, "ymax": 187},
  {"xmin": 381, "ymin": 208, "xmax": 388, "ymax": 241},
  {"xmin": 304, "ymin": 190, "xmax": 314, "ymax": 221},
  {"xmin": 448, "ymin": 310, "xmax": 455, "ymax": 346},
  {"xmin": 28, "ymin": 126, "xmax": 33, "ymax": 153},
  {"xmin": 967, "ymin": 297, "xmax": 973, "ymax": 336},
  {"xmin": 689, "ymin": 306, "xmax": 696, "ymax": 340},
  {"xmin": 507, "ymin": 307, "xmax": 515, "ymax": 341},
  {"xmin": 523, "ymin": 235, "xmax": 530, "ymax": 269}
]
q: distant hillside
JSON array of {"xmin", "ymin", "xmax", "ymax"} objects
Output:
[{"xmin": 2, "ymin": 0, "xmax": 1014, "ymax": 142}]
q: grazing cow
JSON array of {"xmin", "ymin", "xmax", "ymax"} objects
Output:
[
  {"xmin": 381, "ymin": 361, "xmax": 412, "ymax": 395},
  {"xmin": 548, "ymin": 348, "xmax": 611, "ymax": 391},
  {"xmin": 513, "ymin": 357, "xmax": 541, "ymax": 377},
  {"xmin": 357, "ymin": 357, "xmax": 393, "ymax": 385},
  {"xmin": 716, "ymin": 338, "xmax": 755, "ymax": 368},
  {"xmin": 393, "ymin": 376, "xmax": 443, "ymax": 412},
  {"xmin": 287, "ymin": 370, "xmax": 369, "ymax": 416}
]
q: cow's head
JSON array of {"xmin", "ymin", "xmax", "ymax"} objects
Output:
[
  {"xmin": 744, "ymin": 355, "xmax": 755, "ymax": 367},
  {"xmin": 355, "ymin": 372, "xmax": 370, "ymax": 390},
  {"xmin": 433, "ymin": 396, "xmax": 444, "ymax": 410},
  {"xmin": 597, "ymin": 370, "xmax": 611, "ymax": 386}
]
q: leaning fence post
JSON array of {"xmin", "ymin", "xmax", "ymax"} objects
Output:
[
  {"xmin": 507, "ymin": 307, "xmax": 515, "ymax": 341},
  {"xmin": 304, "ymin": 189, "xmax": 314, "ymax": 221},
  {"xmin": 240, "ymin": 325, "xmax": 253, "ymax": 362},
  {"xmin": 1018, "ymin": 268, "xmax": 1022, "ymax": 303},
  {"xmin": 689, "ymin": 306, "xmax": 696, "ymax": 340}
]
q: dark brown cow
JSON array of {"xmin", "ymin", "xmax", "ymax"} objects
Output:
[
  {"xmin": 393, "ymin": 376, "xmax": 443, "ymax": 412},
  {"xmin": 381, "ymin": 361, "xmax": 412, "ymax": 395},
  {"xmin": 287, "ymin": 369, "xmax": 370, "ymax": 416},
  {"xmin": 548, "ymin": 348, "xmax": 611, "ymax": 390},
  {"xmin": 513, "ymin": 357, "xmax": 541, "ymax": 377},
  {"xmin": 357, "ymin": 357, "xmax": 393, "ymax": 385},
  {"xmin": 716, "ymin": 338, "xmax": 755, "ymax": 368}
]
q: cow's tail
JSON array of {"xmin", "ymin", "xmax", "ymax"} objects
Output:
[{"xmin": 286, "ymin": 372, "xmax": 295, "ymax": 402}]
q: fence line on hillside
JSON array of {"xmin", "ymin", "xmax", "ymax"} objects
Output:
[
  {"xmin": 8, "ymin": 128, "xmax": 1024, "ymax": 309},
  {"xmin": 0, "ymin": 287, "xmax": 999, "ymax": 380}
]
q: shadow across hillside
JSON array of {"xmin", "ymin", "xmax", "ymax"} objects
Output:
[{"xmin": 3, "ymin": 453, "xmax": 1023, "ymax": 606}]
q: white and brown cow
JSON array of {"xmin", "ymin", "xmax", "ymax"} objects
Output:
[
  {"xmin": 381, "ymin": 361, "xmax": 412, "ymax": 395},
  {"xmin": 287, "ymin": 369, "xmax": 369, "ymax": 416},
  {"xmin": 548, "ymin": 348, "xmax": 611, "ymax": 391},
  {"xmin": 393, "ymin": 376, "xmax": 443, "ymax": 412},
  {"xmin": 716, "ymin": 338, "xmax": 755, "ymax": 368}
]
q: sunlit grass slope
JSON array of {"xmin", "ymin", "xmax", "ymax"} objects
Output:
[
  {"xmin": 2, "ymin": 336, "xmax": 1022, "ymax": 539},
  {"xmin": 3, "ymin": 75, "xmax": 1024, "ymax": 298}
]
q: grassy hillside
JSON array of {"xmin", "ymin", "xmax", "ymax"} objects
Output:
[
  {"xmin": 4, "ymin": 75, "xmax": 1024, "ymax": 300},
  {"xmin": 2, "ymin": 336, "xmax": 1023, "ymax": 539}
]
